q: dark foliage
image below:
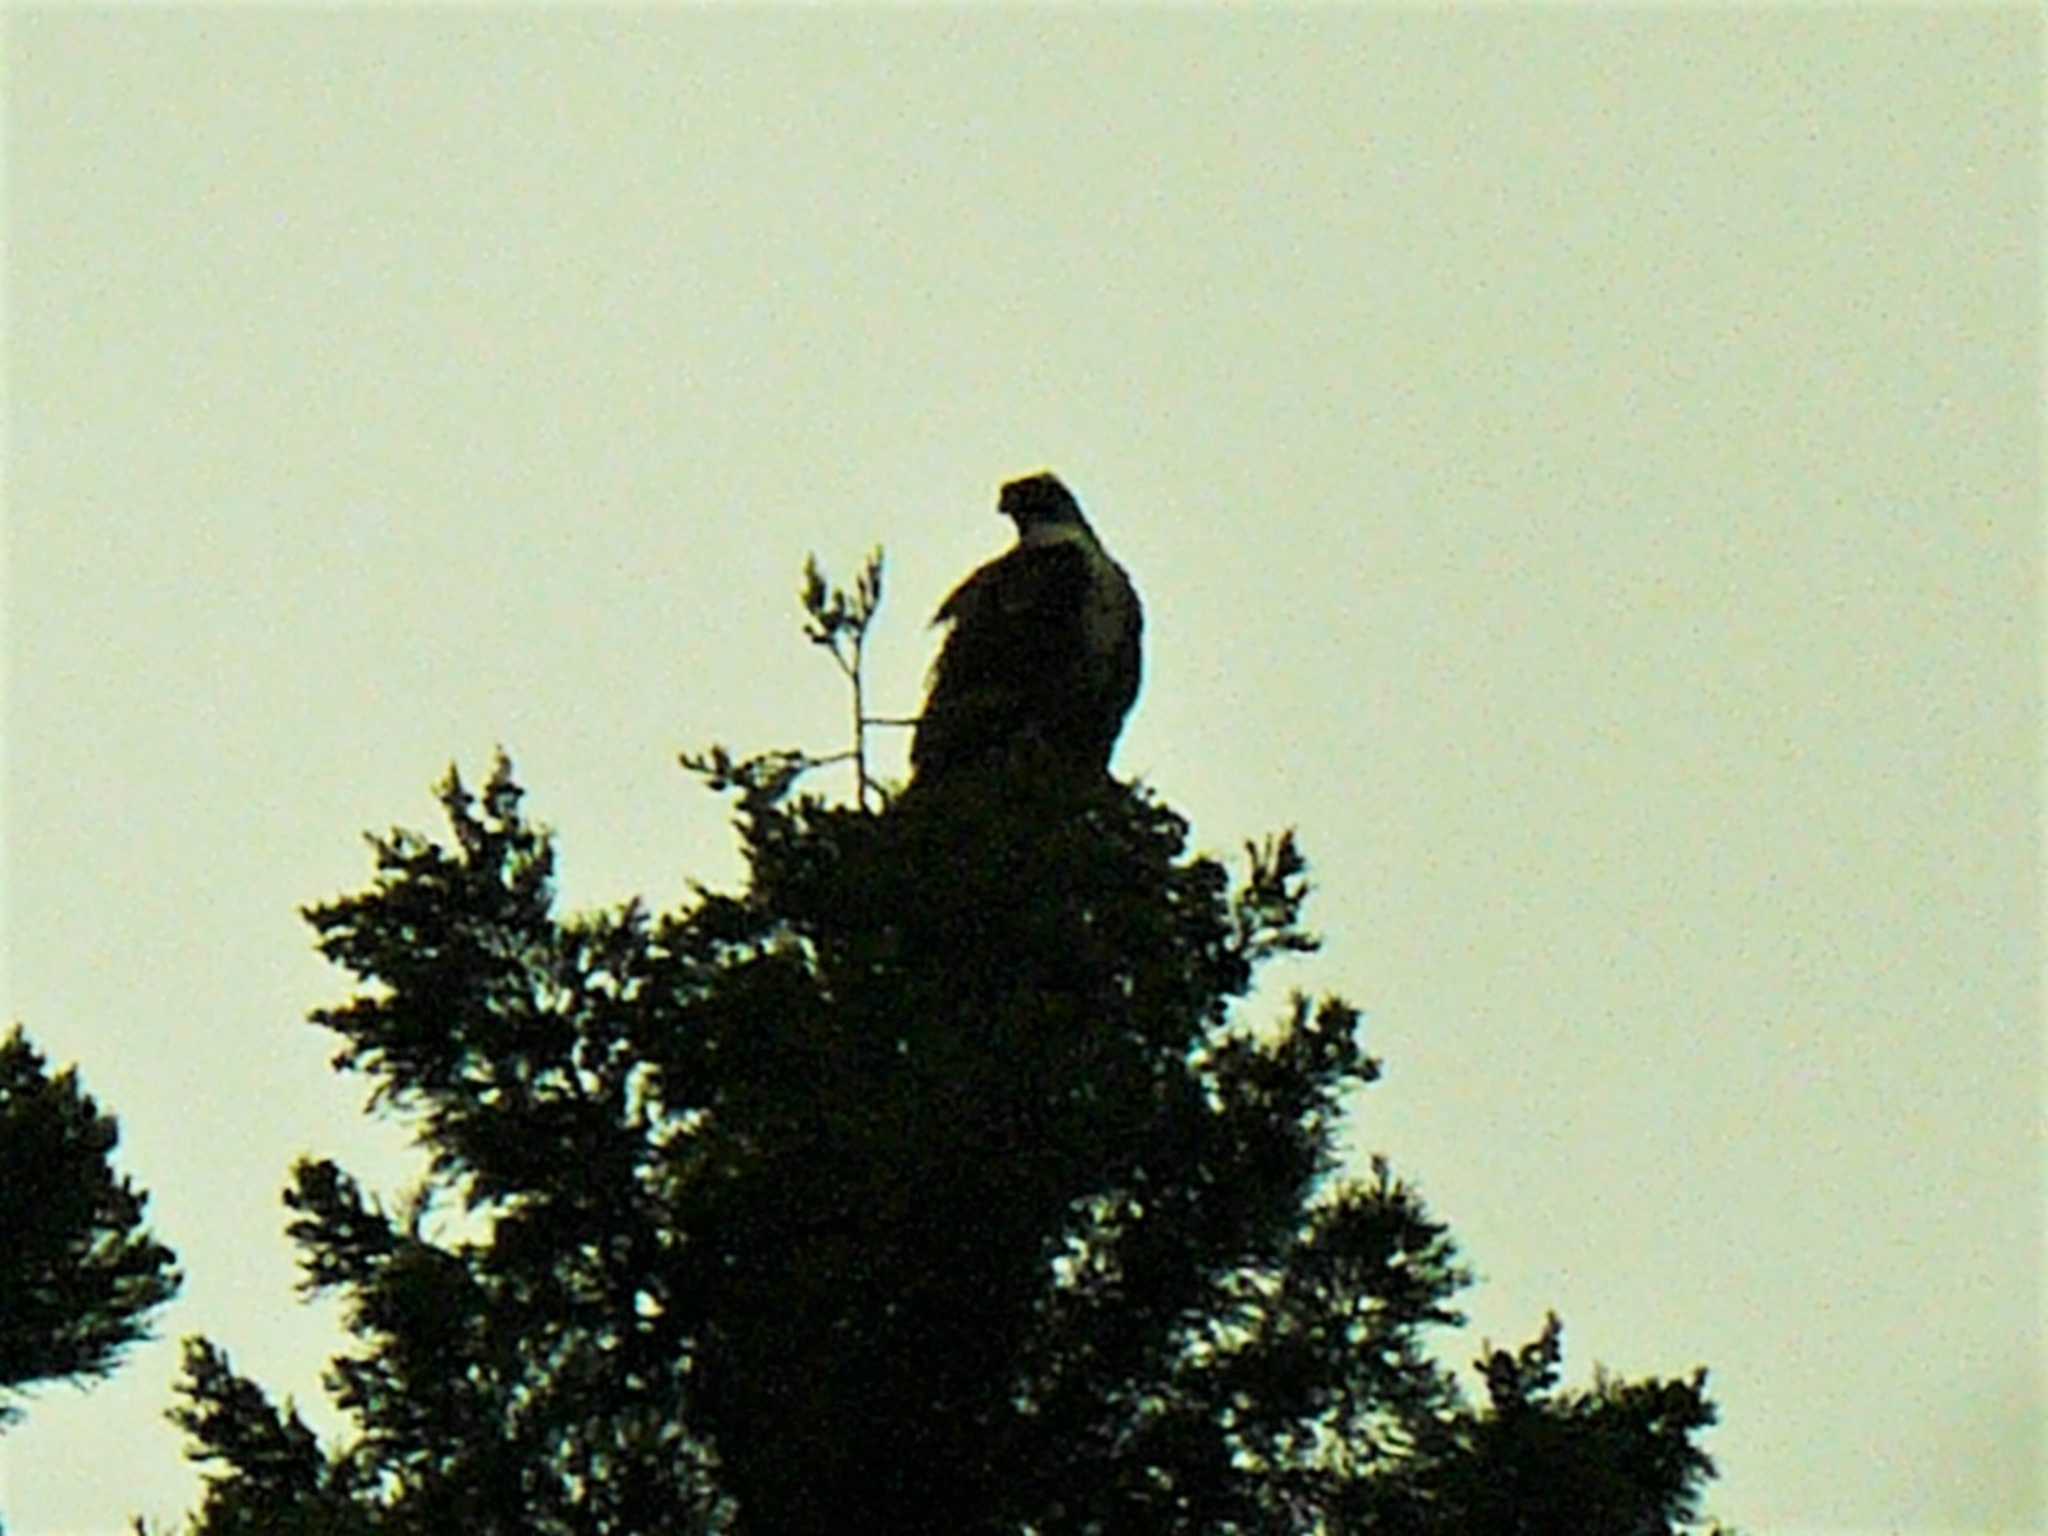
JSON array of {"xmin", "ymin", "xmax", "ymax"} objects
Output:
[
  {"xmin": 0, "ymin": 1024, "xmax": 180, "ymax": 1427},
  {"xmin": 155, "ymin": 746, "xmax": 1728, "ymax": 1534}
]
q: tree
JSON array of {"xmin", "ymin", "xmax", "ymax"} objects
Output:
[
  {"xmin": 0, "ymin": 1024, "xmax": 180, "ymax": 1429},
  {"xmin": 156, "ymin": 556, "xmax": 1730, "ymax": 1534}
]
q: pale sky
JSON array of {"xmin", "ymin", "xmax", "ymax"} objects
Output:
[{"xmin": 3, "ymin": 9, "xmax": 2041, "ymax": 1534}]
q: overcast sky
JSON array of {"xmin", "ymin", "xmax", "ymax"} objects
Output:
[{"xmin": 4, "ymin": 9, "xmax": 2040, "ymax": 1534}]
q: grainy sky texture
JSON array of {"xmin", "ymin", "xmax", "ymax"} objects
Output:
[{"xmin": 4, "ymin": 9, "xmax": 2041, "ymax": 1534}]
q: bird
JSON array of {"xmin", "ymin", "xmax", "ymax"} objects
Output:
[{"xmin": 909, "ymin": 472, "xmax": 1143, "ymax": 787}]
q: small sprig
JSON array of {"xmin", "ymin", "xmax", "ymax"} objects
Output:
[
  {"xmin": 685, "ymin": 549, "xmax": 900, "ymax": 812},
  {"xmin": 801, "ymin": 548, "xmax": 887, "ymax": 810}
]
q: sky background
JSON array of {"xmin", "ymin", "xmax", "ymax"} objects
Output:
[{"xmin": 3, "ymin": 8, "xmax": 2041, "ymax": 1534}]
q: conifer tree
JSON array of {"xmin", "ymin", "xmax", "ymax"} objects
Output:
[
  {"xmin": 154, "ymin": 555, "xmax": 1728, "ymax": 1534},
  {"xmin": 0, "ymin": 1024, "xmax": 180, "ymax": 1429}
]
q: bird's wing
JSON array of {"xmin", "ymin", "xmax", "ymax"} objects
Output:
[
  {"xmin": 912, "ymin": 542, "xmax": 1096, "ymax": 776},
  {"xmin": 928, "ymin": 540, "xmax": 1094, "ymax": 685},
  {"xmin": 934, "ymin": 540, "xmax": 1087, "ymax": 628},
  {"xmin": 1103, "ymin": 558, "xmax": 1144, "ymax": 719}
]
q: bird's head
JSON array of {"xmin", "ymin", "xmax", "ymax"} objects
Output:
[{"xmin": 998, "ymin": 472, "xmax": 1087, "ymax": 536}]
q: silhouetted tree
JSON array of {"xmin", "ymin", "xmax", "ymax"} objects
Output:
[
  {"xmin": 155, "ymin": 558, "xmax": 1729, "ymax": 1534},
  {"xmin": 0, "ymin": 1024, "xmax": 180, "ymax": 1429}
]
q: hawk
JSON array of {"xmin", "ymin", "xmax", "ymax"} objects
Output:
[{"xmin": 910, "ymin": 473, "xmax": 1143, "ymax": 786}]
